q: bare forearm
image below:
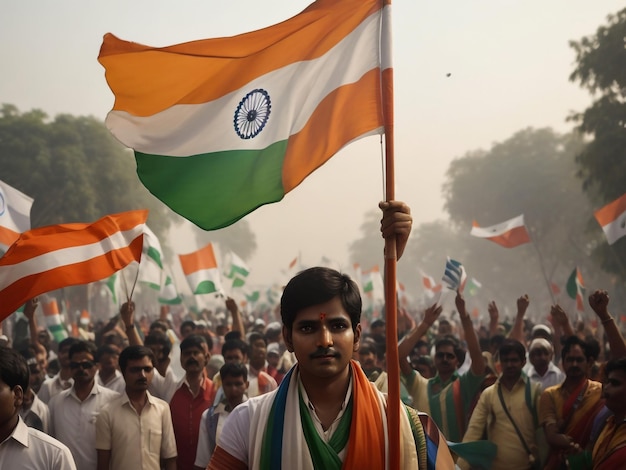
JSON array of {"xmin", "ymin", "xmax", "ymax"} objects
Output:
[
  {"xmin": 463, "ymin": 317, "xmax": 485, "ymax": 375},
  {"xmin": 600, "ymin": 314, "xmax": 626, "ymax": 358},
  {"xmin": 508, "ymin": 313, "xmax": 525, "ymax": 342}
]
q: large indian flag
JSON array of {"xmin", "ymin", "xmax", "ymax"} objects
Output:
[{"xmin": 98, "ymin": 0, "xmax": 390, "ymax": 230}]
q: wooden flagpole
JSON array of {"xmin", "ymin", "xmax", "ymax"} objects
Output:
[{"xmin": 381, "ymin": 2, "xmax": 400, "ymax": 469}]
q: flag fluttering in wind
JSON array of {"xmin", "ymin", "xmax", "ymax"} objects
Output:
[
  {"xmin": 470, "ymin": 215, "xmax": 530, "ymax": 248},
  {"xmin": 137, "ymin": 225, "xmax": 164, "ymax": 290},
  {"xmin": 442, "ymin": 257, "xmax": 467, "ymax": 292},
  {"xmin": 98, "ymin": 0, "xmax": 387, "ymax": 230},
  {"xmin": 566, "ymin": 267, "xmax": 585, "ymax": 312},
  {"xmin": 179, "ymin": 243, "xmax": 224, "ymax": 295},
  {"xmin": 421, "ymin": 271, "xmax": 442, "ymax": 297},
  {"xmin": 466, "ymin": 277, "xmax": 482, "ymax": 297},
  {"xmin": 0, "ymin": 210, "xmax": 147, "ymax": 318},
  {"xmin": 159, "ymin": 271, "xmax": 182, "ymax": 305},
  {"xmin": 42, "ymin": 298, "xmax": 68, "ymax": 343},
  {"xmin": 594, "ymin": 193, "xmax": 626, "ymax": 245},
  {"xmin": 224, "ymin": 251, "xmax": 250, "ymax": 288},
  {"xmin": 362, "ymin": 265, "xmax": 384, "ymax": 296},
  {"xmin": 0, "ymin": 179, "xmax": 33, "ymax": 254}
]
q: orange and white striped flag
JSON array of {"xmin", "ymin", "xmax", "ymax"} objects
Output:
[{"xmin": 0, "ymin": 210, "xmax": 147, "ymax": 318}]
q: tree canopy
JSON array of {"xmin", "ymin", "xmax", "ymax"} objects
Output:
[
  {"xmin": 0, "ymin": 104, "xmax": 171, "ymax": 236},
  {"xmin": 569, "ymin": 7, "xmax": 626, "ymax": 279},
  {"xmin": 351, "ymin": 127, "xmax": 615, "ymax": 319}
]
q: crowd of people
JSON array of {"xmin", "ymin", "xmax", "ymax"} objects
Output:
[{"xmin": 1, "ymin": 200, "xmax": 625, "ymax": 469}]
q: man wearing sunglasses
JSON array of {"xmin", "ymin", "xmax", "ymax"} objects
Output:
[{"xmin": 48, "ymin": 340, "xmax": 120, "ymax": 470}]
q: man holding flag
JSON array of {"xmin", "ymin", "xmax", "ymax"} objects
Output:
[{"xmin": 209, "ymin": 201, "xmax": 455, "ymax": 470}]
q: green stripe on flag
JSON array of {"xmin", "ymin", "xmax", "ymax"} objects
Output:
[
  {"xmin": 135, "ymin": 140, "xmax": 288, "ymax": 230},
  {"xmin": 195, "ymin": 280, "xmax": 218, "ymax": 295},
  {"xmin": 146, "ymin": 246, "xmax": 163, "ymax": 268},
  {"xmin": 48, "ymin": 324, "xmax": 68, "ymax": 343}
]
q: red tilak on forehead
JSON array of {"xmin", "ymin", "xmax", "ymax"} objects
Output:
[{"xmin": 319, "ymin": 313, "xmax": 326, "ymax": 321}]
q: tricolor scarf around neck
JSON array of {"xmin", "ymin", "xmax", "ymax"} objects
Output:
[{"xmin": 259, "ymin": 360, "xmax": 386, "ymax": 470}]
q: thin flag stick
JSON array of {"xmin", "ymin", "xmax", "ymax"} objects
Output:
[
  {"xmin": 381, "ymin": 2, "xmax": 400, "ymax": 469},
  {"xmin": 529, "ymin": 230, "xmax": 556, "ymax": 304}
]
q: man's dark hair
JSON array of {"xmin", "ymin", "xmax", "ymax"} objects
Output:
[
  {"xmin": 280, "ymin": 267, "xmax": 361, "ymax": 331},
  {"xmin": 222, "ymin": 339, "xmax": 249, "ymax": 357},
  {"xmin": 359, "ymin": 342, "xmax": 377, "ymax": 356},
  {"xmin": 247, "ymin": 331, "xmax": 267, "ymax": 346},
  {"xmin": 149, "ymin": 320, "xmax": 170, "ymax": 333},
  {"xmin": 489, "ymin": 334, "xmax": 506, "ymax": 350},
  {"xmin": 180, "ymin": 320, "xmax": 196, "ymax": 335},
  {"xmin": 584, "ymin": 336, "xmax": 601, "ymax": 361},
  {"xmin": 561, "ymin": 335, "xmax": 592, "ymax": 362},
  {"xmin": 604, "ymin": 357, "xmax": 626, "ymax": 376},
  {"xmin": 499, "ymin": 339, "xmax": 526, "ymax": 361},
  {"xmin": 224, "ymin": 331, "xmax": 242, "ymax": 341},
  {"xmin": 144, "ymin": 331, "xmax": 172, "ymax": 357},
  {"xmin": 435, "ymin": 335, "xmax": 465, "ymax": 363},
  {"xmin": 219, "ymin": 362, "xmax": 248, "ymax": 382},
  {"xmin": 0, "ymin": 346, "xmax": 29, "ymax": 391},
  {"xmin": 96, "ymin": 344, "xmax": 119, "ymax": 362},
  {"xmin": 58, "ymin": 337, "xmax": 80, "ymax": 352},
  {"xmin": 68, "ymin": 340, "xmax": 97, "ymax": 360},
  {"xmin": 119, "ymin": 345, "xmax": 156, "ymax": 374},
  {"xmin": 180, "ymin": 334, "xmax": 208, "ymax": 352}
]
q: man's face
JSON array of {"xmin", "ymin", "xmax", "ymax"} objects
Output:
[
  {"xmin": 147, "ymin": 344, "xmax": 168, "ymax": 366},
  {"xmin": 0, "ymin": 378, "xmax": 22, "ymax": 428},
  {"xmin": 434, "ymin": 344, "xmax": 458, "ymax": 376},
  {"xmin": 223, "ymin": 349, "xmax": 246, "ymax": 365},
  {"xmin": 58, "ymin": 345, "xmax": 72, "ymax": 368},
  {"xmin": 564, "ymin": 345, "xmax": 589, "ymax": 380},
  {"xmin": 438, "ymin": 322, "xmax": 452, "ymax": 337},
  {"xmin": 602, "ymin": 369, "xmax": 626, "ymax": 415},
  {"xmin": 283, "ymin": 296, "xmax": 361, "ymax": 381},
  {"xmin": 249, "ymin": 339, "xmax": 267, "ymax": 366},
  {"xmin": 181, "ymin": 345, "xmax": 208, "ymax": 373},
  {"xmin": 358, "ymin": 350, "xmax": 376, "ymax": 370},
  {"xmin": 500, "ymin": 351, "xmax": 525, "ymax": 382},
  {"xmin": 267, "ymin": 353, "xmax": 280, "ymax": 369},
  {"xmin": 222, "ymin": 375, "xmax": 248, "ymax": 403},
  {"xmin": 27, "ymin": 361, "xmax": 45, "ymax": 392},
  {"xmin": 69, "ymin": 351, "xmax": 97, "ymax": 386},
  {"xmin": 180, "ymin": 325, "xmax": 195, "ymax": 338},
  {"xmin": 98, "ymin": 353, "xmax": 119, "ymax": 375},
  {"xmin": 123, "ymin": 356, "xmax": 154, "ymax": 393},
  {"xmin": 35, "ymin": 351, "xmax": 48, "ymax": 374},
  {"xmin": 529, "ymin": 347, "xmax": 551, "ymax": 371}
]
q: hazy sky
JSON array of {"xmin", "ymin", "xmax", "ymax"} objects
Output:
[{"xmin": 1, "ymin": 1, "xmax": 622, "ymax": 291}]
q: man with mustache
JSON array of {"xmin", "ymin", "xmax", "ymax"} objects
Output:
[
  {"xmin": 48, "ymin": 340, "xmax": 119, "ymax": 470},
  {"xmin": 96, "ymin": 345, "xmax": 177, "ymax": 470},
  {"xmin": 539, "ymin": 335, "xmax": 605, "ymax": 469},
  {"xmin": 169, "ymin": 334, "xmax": 215, "ymax": 470},
  {"xmin": 460, "ymin": 339, "xmax": 541, "ymax": 470},
  {"xmin": 209, "ymin": 201, "xmax": 456, "ymax": 470}
]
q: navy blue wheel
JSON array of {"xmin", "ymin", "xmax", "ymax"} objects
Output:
[{"xmin": 234, "ymin": 89, "xmax": 271, "ymax": 139}]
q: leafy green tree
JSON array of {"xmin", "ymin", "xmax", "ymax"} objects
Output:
[
  {"xmin": 569, "ymin": 8, "xmax": 626, "ymax": 280},
  {"xmin": 0, "ymin": 104, "xmax": 170, "ymax": 236}
]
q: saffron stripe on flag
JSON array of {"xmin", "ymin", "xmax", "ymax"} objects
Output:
[
  {"xmin": 0, "ymin": 210, "xmax": 146, "ymax": 317},
  {"xmin": 104, "ymin": 17, "xmax": 382, "ymax": 157},
  {"xmin": 98, "ymin": 0, "xmax": 383, "ymax": 115}
]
